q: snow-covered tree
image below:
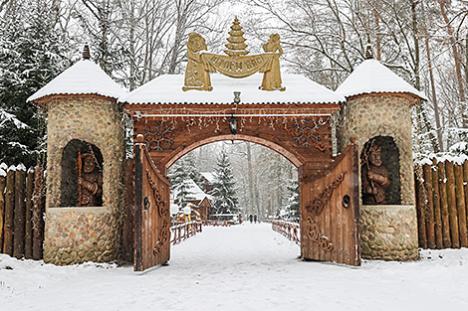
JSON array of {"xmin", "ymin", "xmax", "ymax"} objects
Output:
[
  {"xmin": 168, "ymin": 161, "xmax": 194, "ymax": 208},
  {"xmin": 183, "ymin": 152, "xmax": 202, "ymax": 184},
  {"xmin": 211, "ymin": 148, "xmax": 239, "ymax": 214},
  {"xmin": 284, "ymin": 179, "xmax": 300, "ymax": 221},
  {"xmin": 0, "ymin": 0, "xmax": 70, "ymax": 166}
]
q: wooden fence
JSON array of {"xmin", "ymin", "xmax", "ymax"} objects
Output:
[
  {"xmin": 171, "ymin": 221, "xmax": 203, "ymax": 245},
  {"xmin": 0, "ymin": 164, "xmax": 45, "ymax": 260},
  {"xmin": 272, "ymin": 220, "xmax": 300, "ymax": 244},
  {"xmin": 415, "ymin": 160, "xmax": 468, "ymax": 249}
]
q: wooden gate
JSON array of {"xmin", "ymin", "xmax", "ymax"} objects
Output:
[
  {"xmin": 300, "ymin": 144, "xmax": 360, "ymax": 266},
  {"xmin": 134, "ymin": 135, "xmax": 171, "ymax": 271}
]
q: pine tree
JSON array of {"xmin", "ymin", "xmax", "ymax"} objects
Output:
[
  {"xmin": 211, "ymin": 148, "xmax": 239, "ymax": 214},
  {"xmin": 284, "ymin": 179, "xmax": 299, "ymax": 221},
  {"xmin": 0, "ymin": 0, "xmax": 70, "ymax": 166},
  {"xmin": 183, "ymin": 152, "xmax": 202, "ymax": 184},
  {"xmin": 168, "ymin": 161, "xmax": 194, "ymax": 208}
]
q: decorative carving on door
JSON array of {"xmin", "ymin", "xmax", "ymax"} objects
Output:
[
  {"xmin": 305, "ymin": 172, "xmax": 346, "ymax": 215},
  {"xmin": 304, "ymin": 216, "xmax": 334, "ymax": 251}
]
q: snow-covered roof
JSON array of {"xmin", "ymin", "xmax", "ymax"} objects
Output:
[
  {"xmin": 200, "ymin": 172, "xmax": 216, "ymax": 184},
  {"xmin": 120, "ymin": 73, "xmax": 345, "ymax": 105},
  {"xmin": 173, "ymin": 179, "xmax": 211, "ymax": 201},
  {"xmin": 336, "ymin": 59, "xmax": 426, "ymax": 100},
  {"xmin": 28, "ymin": 60, "xmax": 127, "ymax": 103}
]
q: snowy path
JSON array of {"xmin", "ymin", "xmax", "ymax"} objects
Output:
[{"xmin": 1, "ymin": 223, "xmax": 468, "ymax": 311}]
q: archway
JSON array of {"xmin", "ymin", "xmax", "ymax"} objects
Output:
[
  {"xmin": 166, "ymin": 134, "xmax": 303, "ymax": 169},
  {"xmin": 127, "ymin": 103, "xmax": 361, "ymax": 270},
  {"xmin": 167, "ymin": 139, "xmax": 299, "ymax": 224}
]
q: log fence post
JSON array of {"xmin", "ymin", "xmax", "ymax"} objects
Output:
[
  {"xmin": 3, "ymin": 167, "xmax": 15, "ymax": 255},
  {"xmin": 13, "ymin": 166, "xmax": 26, "ymax": 258}
]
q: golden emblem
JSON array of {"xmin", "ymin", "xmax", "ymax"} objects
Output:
[{"xmin": 183, "ymin": 17, "xmax": 285, "ymax": 92}]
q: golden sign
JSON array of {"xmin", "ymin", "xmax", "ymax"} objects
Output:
[{"xmin": 182, "ymin": 17, "xmax": 285, "ymax": 92}]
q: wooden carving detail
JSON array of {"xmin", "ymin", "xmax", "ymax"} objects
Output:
[
  {"xmin": 287, "ymin": 118, "xmax": 329, "ymax": 151},
  {"xmin": 306, "ymin": 172, "xmax": 346, "ymax": 215},
  {"xmin": 144, "ymin": 121, "xmax": 175, "ymax": 151},
  {"xmin": 304, "ymin": 216, "xmax": 334, "ymax": 251},
  {"xmin": 145, "ymin": 169, "xmax": 170, "ymax": 256},
  {"xmin": 183, "ymin": 18, "xmax": 285, "ymax": 91}
]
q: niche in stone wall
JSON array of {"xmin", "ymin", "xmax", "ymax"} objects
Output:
[
  {"xmin": 361, "ymin": 136, "xmax": 401, "ymax": 205},
  {"xmin": 60, "ymin": 139, "xmax": 104, "ymax": 207}
]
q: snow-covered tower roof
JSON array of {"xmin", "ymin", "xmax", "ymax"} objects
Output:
[
  {"xmin": 336, "ymin": 59, "xmax": 426, "ymax": 101},
  {"xmin": 28, "ymin": 46, "xmax": 126, "ymax": 104}
]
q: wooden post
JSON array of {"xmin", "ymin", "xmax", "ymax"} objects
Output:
[
  {"xmin": 24, "ymin": 168, "xmax": 34, "ymax": 259},
  {"xmin": 0, "ymin": 172, "xmax": 6, "ymax": 249},
  {"xmin": 13, "ymin": 167, "xmax": 26, "ymax": 258},
  {"xmin": 431, "ymin": 160, "xmax": 443, "ymax": 248},
  {"xmin": 445, "ymin": 161, "xmax": 460, "ymax": 248},
  {"xmin": 3, "ymin": 168, "xmax": 15, "ymax": 255},
  {"xmin": 463, "ymin": 161, "xmax": 468, "ymax": 246},
  {"xmin": 423, "ymin": 165, "xmax": 436, "ymax": 248},
  {"xmin": 454, "ymin": 164, "xmax": 468, "ymax": 247},
  {"xmin": 438, "ymin": 162, "xmax": 451, "ymax": 248},
  {"xmin": 415, "ymin": 167, "xmax": 427, "ymax": 248},
  {"xmin": 133, "ymin": 140, "xmax": 144, "ymax": 271},
  {"xmin": 32, "ymin": 166, "xmax": 44, "ymax": 260}
]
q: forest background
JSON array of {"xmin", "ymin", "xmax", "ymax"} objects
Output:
[{"xmin": 0, "ymin": 0, "xmax": 466, "ymax": 217}]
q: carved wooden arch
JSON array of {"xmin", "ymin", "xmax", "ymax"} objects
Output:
[{"xmin": 165, "ymin": 134, "xmax": 303, "ymax": 169}]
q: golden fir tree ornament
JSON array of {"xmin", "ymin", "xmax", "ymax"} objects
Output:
[{"xmin": 224, "ymin": 17, "xmax": 249, "ymax": 57}]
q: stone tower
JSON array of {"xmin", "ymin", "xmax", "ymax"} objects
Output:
[
  {"xmin": 28, "ymin": 46, "xmax": 126, "ymax": 265},
  {"xmin": 337, "ymin": 58, "xmax": 426, "ymax": 261}
]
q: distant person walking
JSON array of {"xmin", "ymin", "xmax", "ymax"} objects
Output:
[
  {"xmin": 254, "ymin": 215, "xmax": 257, "ymax": 223},
  {"xmin": 249, "ymin": 214, "xmax": 253, "ymax": 223}
]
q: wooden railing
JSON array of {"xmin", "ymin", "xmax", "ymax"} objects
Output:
[
  {"xmin": 171, "ymin": 221, "xmax": 203, "ymax": 245},
  {"xmin": 272, "ymin": 220, "xmax": 300, "ymax": 244}
]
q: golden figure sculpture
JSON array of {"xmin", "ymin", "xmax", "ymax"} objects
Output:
[
  {"xmin": 362, "ymin": 143, "xmax": 391, "ymax": 205},
  {"xmin": 182, "ymin": 32, "xmax": 212, "ymax": 91},
  {"xmin": 77, "ymin": 152, "xmax": 103, "ymax": 207},
  {"xmin": 182, "ymin": 18, "xmax": 285, "ymax": 92},
  {"xmin": 261, "ymin": 33, "xmax": 285, "ymax": 91}
]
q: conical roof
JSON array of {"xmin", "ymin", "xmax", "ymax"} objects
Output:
[
  {"xmin": 28, "ymin": 59, "xmax": 126, "ymax": 104},
  {"xmin": 336, "ymin": 59, "xmax": 426, "ymax": 100},
  {"xmin": 224, "ymin": 17, "xmax": 249, "ymax": 57}
]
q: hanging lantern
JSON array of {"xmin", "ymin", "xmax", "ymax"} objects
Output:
[{"xmin": 229, "ymin": 114, "xmax": 238, "ymax": 135}]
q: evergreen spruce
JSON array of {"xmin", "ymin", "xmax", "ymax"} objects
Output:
[
  {"xmin": 168, "ymin": 160, "xmax": 194, "ymax": 208},
  {"xmin": 211, "ymin": 148, "xmax": 239, "ymax": 214},
  {"xmin": 0, "ymin": 1, "xmax": 70, "ymax": 166},
  {"xmin": 285, "ymin": 179, "xmax": 299, "ymax": 221}
]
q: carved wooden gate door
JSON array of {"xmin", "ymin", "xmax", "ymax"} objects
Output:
[
  {"xmin": 134, "ymin": 137, "xmax": 171, "ymax": 271},
  {"xmin": 300, "ymin": 144, "xmax": 361, "ymax": 266}
]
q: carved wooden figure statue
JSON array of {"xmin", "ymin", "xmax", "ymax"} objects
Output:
[
  {"xmin": 261, "ymin": 33, "xmax": 285, "ymax": 91},
  {"xmin": 182, "ymin": 32, "xmax": 212, "ymax": 91},
  {"xmin": 77, "ymin": 152, "xmax": 103, "ymax": 207},
  {"xmin": 362, "ymin": 143, "xmax": 391, "ymax": 204}
]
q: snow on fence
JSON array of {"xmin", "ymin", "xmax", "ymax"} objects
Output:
[
  {"xmin": 271, "ymin": 220, "xmax": 300, "ymax": 244},
  {"xmin": 171, "ymin": 221, "xmax": 202, "ymax": 245},
  {"xmin": 0, "ymin": 164, "xmax": 45, "ymax": 260},
  {"xmin": 415, "ymin": 159, "xmax": 468, "ymax": 249}
]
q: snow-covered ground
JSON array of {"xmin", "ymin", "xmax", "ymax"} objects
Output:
[{"xmin": 1, "ymin": 224, "xmax": 468, "ymax": 311}]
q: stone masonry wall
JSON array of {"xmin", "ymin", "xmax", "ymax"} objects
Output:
[
  {"xmin": 338, "ymin": 94, "xmax": 420, "ymax": 260},
  {"xmin": 360, "ymin": 205, "xmax": 419, "ymax": 260},
  {"xmin": 43, "ymin": 96, "xmax": 125, "ymax": 265},
  {"xmin": 339, "ymin": 94, "xmax": 417, "ymax": 205}
]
